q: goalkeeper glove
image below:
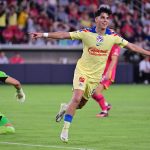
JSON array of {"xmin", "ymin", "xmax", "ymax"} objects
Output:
[{"xmin": 15, "ymin": 88, "xmax": 25, "ymax": 103}]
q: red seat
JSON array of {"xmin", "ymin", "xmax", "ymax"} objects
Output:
[
  {"xmin": 14, "ymin": 29, "xmax": 24, "ymax": 41},
  {"xmin": 2, "ymin": 27, "xmax": 13, "ymax": 42}
]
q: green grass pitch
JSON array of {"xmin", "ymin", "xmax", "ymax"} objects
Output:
[{"xmin": 0, "ymin": 84, "xmax": 150, "ymax": 150}]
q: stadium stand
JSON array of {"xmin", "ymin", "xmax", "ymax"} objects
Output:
[
  {"xmin": 0, "ymin": 0, "xmax": 149, "ymax": 48},
  {"xmin": 0, "ymin": 0, "xmax": 149, "ymax": 83}
]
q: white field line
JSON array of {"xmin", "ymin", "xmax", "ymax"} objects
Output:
[{"xmin": 0, "ymin": 141, "xmax": 95, "ymax": 150}]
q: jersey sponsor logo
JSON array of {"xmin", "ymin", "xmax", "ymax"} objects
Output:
[{"xmin": 88, "ymin": 47, "xmax": 108, "ymax": 56}]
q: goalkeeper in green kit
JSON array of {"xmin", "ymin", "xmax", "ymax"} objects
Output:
[{"xmin": 0, "ymin": 71, "xmax": 25, "ymax": 134}]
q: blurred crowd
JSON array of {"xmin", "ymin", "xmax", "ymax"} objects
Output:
[
  {"xmin": 139, "ymin": 55, "xmax": 150, "ymax": 84},
  {"xmin": 0, "ymin": 0, "xmax": 149, "ymax": 83},
  {"xmin": 0, "ymin": 0, "xmax": 149, "ymax": 45},
  {"xmin": 0, "ymin": 0, "xmax": 149, "ymax": 62},
  {"xmin": 0, "ymin": 51, "xmax": 25, "ymax": 64}
]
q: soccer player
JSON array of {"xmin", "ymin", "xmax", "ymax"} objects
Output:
[
  {"xmin": 93, "ymin": 44, "xmax": 120, "ymax": 117},
  {"xmin": 56, "ymin": 44, "xmax": 120, "ymax": 121},
  {"xmin": 30, "ymin": 6, "xmax": 150, "ymax": 142},
  {"xmin": 0, "ymin": 71, "xmax": 25, "ymax": 134}
]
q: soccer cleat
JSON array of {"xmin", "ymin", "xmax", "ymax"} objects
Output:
[
  {"xmin": 96, "ymin": 112, "xmax": 108, "ymax": 118},
  {"xmin": 60, "ymin": 128, "xmax": 69, "ymax": 143},
  {"xmin": 56, "ymin": 103, "xmax": 68, "ymax": 122},
  {"xmin": 96, "ymin": 104, "xmax": 112, "ymax": 118},
  {"xmin": 16, "ymin": 91, "xmax": 25, "ymax": 103},
  {"xmin": 107, "ymin": 104, "xmax": 112, "ymax": 111},
  {"xmin": 0, "ymin": 125, "xmax": 15, "ymax": 134}
]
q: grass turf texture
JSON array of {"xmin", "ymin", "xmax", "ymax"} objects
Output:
[{"xmin": 0, "ymin": 84, "xmax": 150, "ymax": 150}]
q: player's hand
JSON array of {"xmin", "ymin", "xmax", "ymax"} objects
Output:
[
  {"xmin": 29, "ymin": 32, "xmax": 43, "ymax": 39},
  {"xmin": 101, "ymin": 72, "xmax": 111, "ymax": 81},
  {"xmin": 15, "ymin": 91, "xmax": 26, "ymax": 103}
]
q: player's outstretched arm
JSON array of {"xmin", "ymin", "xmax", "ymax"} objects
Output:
[
  {"xmin": 29, "ymin": 32, "xmax": 71, "ymax": 40},
  {"xmin": 5, "ymin": 76, "xmax": 25, "ymax": 102},
  {"xmin": 125, "ymin": 42, "xmax": 150, "ymax": 56}
]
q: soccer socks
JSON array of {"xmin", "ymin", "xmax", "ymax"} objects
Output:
[
  {"xmin": 63, "ymin": 121, "xmax": 71, "ymax": 130},
  {"xmin": 64, "ymin": 114, "xmax": 73, "ymax": 123},
  {"xmin": 63, "ymin": 114, "xmax": 72, "ymax": 130},
  {"xmin": 92, "ymin": 93, "xmax": 107, "ymax": 112},
  {"xmin": 60, "ymin": 114, "xmax": 73, "ymax": 142}
]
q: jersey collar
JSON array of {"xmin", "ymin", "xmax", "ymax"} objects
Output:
[{"xmin": 89, "ymin": 26, "xmax": 111, "ymax": 35}]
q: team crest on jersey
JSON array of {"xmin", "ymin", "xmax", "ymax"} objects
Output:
[
  {"xmin": 96, "ymin": 35, "xmax": 103, "ymax": 42},
  {"xmin": 96, "ymin": 35, "xmax": 103, "ymax": 46}
]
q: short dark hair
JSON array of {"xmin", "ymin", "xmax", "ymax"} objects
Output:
[{"xmin": 95, "ymin": 6, "xmax": 112, "ymax": 18}]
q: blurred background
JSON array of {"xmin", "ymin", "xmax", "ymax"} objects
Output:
[{"xmin": 0, "ymin": 0, "xmax": 150, "ymax": 84}]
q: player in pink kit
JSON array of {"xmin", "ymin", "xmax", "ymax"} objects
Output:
[{"xmin": 92, "ymin": 44, "xmax": 120, "ymax": 117}]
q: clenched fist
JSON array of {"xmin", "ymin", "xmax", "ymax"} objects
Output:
[{"xmin": 29, "ymin": 32, "xmax": 43, "ymax": 39}]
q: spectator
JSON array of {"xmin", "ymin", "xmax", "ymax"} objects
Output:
[
  {"xmin": 2, "ymin": 27, "xmax": 14, "ymax": 43},
  {"xmin": 80, "ymin": 11, "xmax": 92, "ymax": 28},
  {"xmin": 27, "ymin": 8, "xmax": 38, "ymax": 33},
  {"xmin": 0, "ymin": 1, "xmax": 7, "ymax": 43},
  {"xmin": 139, "ymin": 56, "xmax": 150, "ymax": 84},
  {"xmin": 17, "ymin": 6, "xmax": 28, "ymax": 30},
  {"xmin": 58, "ymin": 0, "xmax": 69, "ymax": 6},
  {"xmin": 0, "ymin": 0, "xmax": 149, "ymax": 49},
  {"xmin": 0, "ymin": 51, "xmax": 9, "ymax": 64},
  {"xmin": 121, "ymin": 13, "xmax": 135, "ymax": 42},
  {"xmin": 37, "ymin": 11, "xmax": 51, "ymax": 31},
  {"xmin": 9, "ymin": 53, "xmax": 25, "ymax": 64},
  {"xmin": 57, "ymin": 6, "xmax": 69, "ymax": 23},
  {"xmin": 30, "ymin": 25, "xmax": 46, "ymax": 45},
  {"xmin": 46, "ymin": 0, "xmax": 57, "ymax": 20},
  {"xmin": 7, "ymin": 5, "xmax": 17, "ymax": 27}
]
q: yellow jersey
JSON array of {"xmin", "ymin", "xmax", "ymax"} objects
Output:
[
  {"xmin": 0, "ymin": 13, "xmax": 6, "ymax": 27},
  {"xmin": 70, "ymin": 27, "xmax": 128, "ymax": 81},
  {"xmin": 8, "ymin": 13, "xmax": 17, "ymax": 26}
]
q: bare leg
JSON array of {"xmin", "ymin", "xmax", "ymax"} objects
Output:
[
  {"xmin": 56, "ymin": 97, "xmax": 88, "ymax": 122},
  {"xmin": 94, "ymin": 83, "xmax": 105, "ymax": 95},
  {"xmin": 66, "ymin": 89, "xmax": 84, "ymax": 116}
]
